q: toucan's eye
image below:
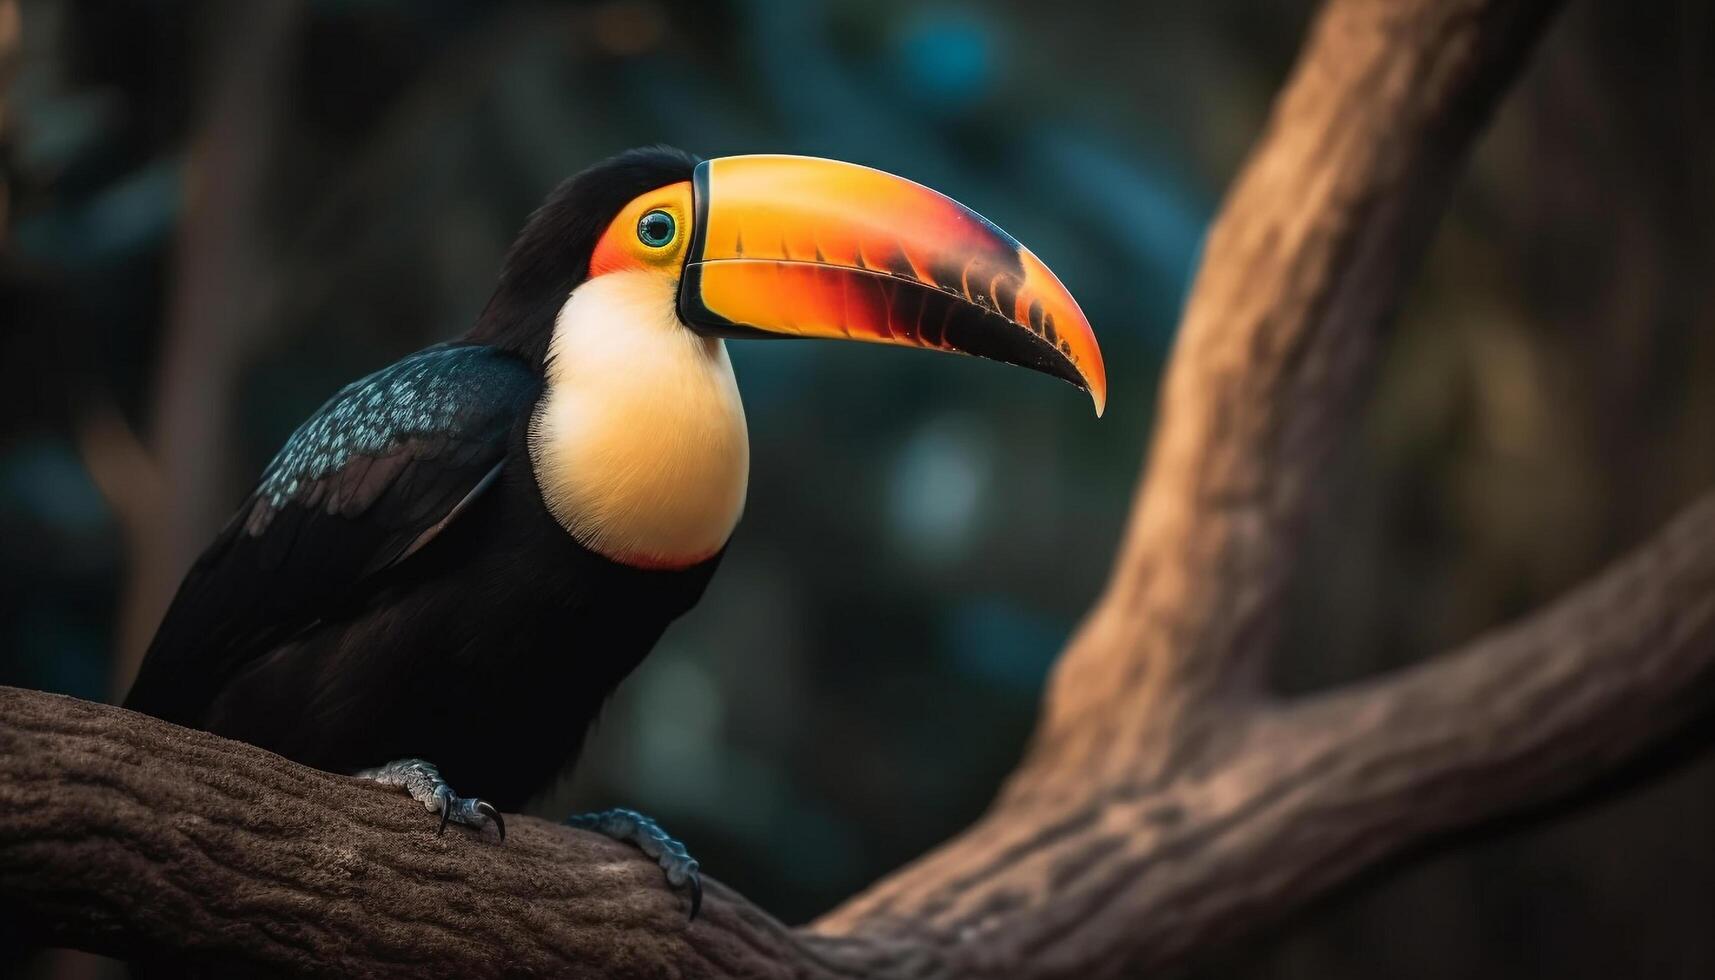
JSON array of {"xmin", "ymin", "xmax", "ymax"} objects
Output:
[{"xmin": 637, "ymin": 210, "xmax": 676, "ymax": 248}]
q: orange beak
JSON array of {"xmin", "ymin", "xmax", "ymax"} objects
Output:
[{"xmin": 677, "ymin": 155, "xmax": 1107, "ymax": 416}]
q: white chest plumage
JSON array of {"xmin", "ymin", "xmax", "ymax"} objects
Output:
[{"xmin": 528, "ymin": 271, "xmax": 750, "ymax": 569}]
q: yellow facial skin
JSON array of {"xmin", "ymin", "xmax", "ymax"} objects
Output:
[{"xmin": 589, "ymin": 180, "xmax": 695, "ymax": 278}]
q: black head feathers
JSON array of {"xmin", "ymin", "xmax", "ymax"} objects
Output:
[{"xmin": 466, "ymin": 145, "xmax": 701, "ymax": 365}]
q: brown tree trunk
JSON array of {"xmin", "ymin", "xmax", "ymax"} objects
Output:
[
  {"xmin": 95, "ymin": 0, "xmax": 300, "ymax": 697},
  {"xmin": 6, "ymin": 0, "xmax": 1715, "ymax": 976}
]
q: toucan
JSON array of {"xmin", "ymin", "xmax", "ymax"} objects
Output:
[{"xmin": 122, "ymin": 146, "xmax": 1106, "ymax": 917}]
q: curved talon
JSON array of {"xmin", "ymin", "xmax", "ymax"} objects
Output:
[
  {"xmin": 476, "ymin": 801, "xmax": 506, "ymax": 841},
  {"xmin": 687, "ymin": 869, "xmax": 703, "ymax": 922},
  {"xmin": 360, "ymin": 758, "xmax": 501, "ymax": 843}
]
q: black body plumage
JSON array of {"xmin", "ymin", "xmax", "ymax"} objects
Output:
[{"xmin": 124, "ymin": 147, "xmax": 717, "ymax": 810}]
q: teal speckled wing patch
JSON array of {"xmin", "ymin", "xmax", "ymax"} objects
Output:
[
  {"xmin": 249, "ymin": 344, "xmax": 538, "ymax": 534},
  {"xmin": 121, "ymin": 342, "xmax": 540, "ymax": 726}
]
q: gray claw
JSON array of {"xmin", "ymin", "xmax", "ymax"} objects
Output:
[
  {"xmin": 476, "ymin": 801, "xmax": 506, "ymax": 842},
  {"xmin": 358, "ymin": 758, "xmax": 504, "ymax": 842}
]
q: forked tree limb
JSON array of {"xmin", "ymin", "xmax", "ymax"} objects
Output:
[
  {"xmin": 3, "ymin": 492, "xmax": 1713, "ymax": 978},
  {"xmin": 813, "ymin": 491, "xmax": 1715, "ymax": 977},
  {"xmin": 8, "ymin": 0, "xmax": 1715, "ymax": 976},
  {"xmin": 817, "ymin": 0, "xmax": 1568, "ymax": 950}
]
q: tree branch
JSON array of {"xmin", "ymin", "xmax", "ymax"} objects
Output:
[
  {"xmin": 4, "ymin": 488, "xmax": 1714, "ymax": 977},
  {"xmin": 11, "ymin": 0, "xmax": 1715, "ymax": 976},
  {"xmin": 812, "ymin": 490, "xmax": 1715, "ymax": 977},
  {"xmin": 0, "ymin": 687, "xmax": 824, "ymax": 978},
  {"xmin": 1036, "ymin": 0, "xmax": 1566, "ymax": 767}
]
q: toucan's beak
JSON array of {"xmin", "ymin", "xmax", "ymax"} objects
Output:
[{"xmin": 678, "ymin": 155, "xmax": 1107, "ymax": 416}]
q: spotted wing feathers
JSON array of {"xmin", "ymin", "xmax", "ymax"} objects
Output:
[
  {"xmin": 248, "ymin": 344, "xmax": 532, "ymax": 537},
  {"xmin": 123, "ymin": 343, "xmax": 540, "ymax": 724}
]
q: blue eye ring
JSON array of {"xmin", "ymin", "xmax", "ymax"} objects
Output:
[{"xmin": 637, "ymin": 209, "xmax": 676, "ymax": 248}]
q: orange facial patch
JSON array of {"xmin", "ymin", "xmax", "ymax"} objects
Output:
[{"xmin": 589, "ymin": 180, "xmax": 695, "ymax": 278}]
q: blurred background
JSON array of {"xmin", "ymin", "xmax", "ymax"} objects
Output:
[{"xmin": 2, "ymin": 1, "xmax": 1713, "ymax": 977}]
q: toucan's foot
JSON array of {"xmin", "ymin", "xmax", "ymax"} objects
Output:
[
  {"xmin": 357, "ymin": 758, "xmax": 505, "ymax": 841},
  {"xmin": 566, "ymin": 808, "xmax": 702, "ymax": 920}
]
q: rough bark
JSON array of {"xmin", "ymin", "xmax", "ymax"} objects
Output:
[
  {"xmin": 8, "ymin": 0, "xmax": 1715, "ymax": 976},
  {"xmin": 5, "ymin": 491, "xmax": 1714, "ymax": 977}
]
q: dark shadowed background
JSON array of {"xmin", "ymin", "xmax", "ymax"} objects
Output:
[{"xmin": 2, "ymin": 1, "xmax": 1713, "ymax": 977}]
